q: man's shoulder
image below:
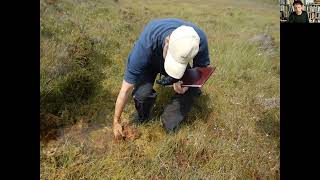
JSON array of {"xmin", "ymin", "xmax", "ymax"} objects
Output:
[
  {"xmin": 145, "ymin": 18, "xmax": 208, "ymax": 42},
  {"xmin": 290, "ymin": 11, "xmax": 296, "ymax": 15}
]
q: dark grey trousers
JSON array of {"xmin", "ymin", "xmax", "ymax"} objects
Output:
[{"xmin": 132, "ymin": 70, "xmax": 201, "ymax": 132}]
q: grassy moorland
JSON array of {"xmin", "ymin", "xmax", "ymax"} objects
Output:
[{"xmin": 40, "ymin": 0, "xmax": 280, "ymax": 179}]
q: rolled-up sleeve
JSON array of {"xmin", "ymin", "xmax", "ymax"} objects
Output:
[{"xmin": 124, "ymin": 42, "xmax": 151, "ymax": 84}]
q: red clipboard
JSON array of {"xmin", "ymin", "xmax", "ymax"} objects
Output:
[{"xmin": 181, "ymin": 67, "xmax": 216, "ymax": 87}]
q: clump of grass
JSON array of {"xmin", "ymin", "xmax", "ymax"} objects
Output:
[{"xmin": 41, "ymin": 36, "xmax": 99, "ymax": 111}]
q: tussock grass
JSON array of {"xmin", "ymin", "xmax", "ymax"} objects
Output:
[{"xmin": 40, "ymin": 0, "xmax": 280, "ymax": 179}]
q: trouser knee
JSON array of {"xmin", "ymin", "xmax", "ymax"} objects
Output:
[
  {"xmin": 161, "ymin": 87, "xmax": 201, "ymax": 132},
  {"xmin": 132, "ymin": 83, "xmax": 157, "ymax": 122}
]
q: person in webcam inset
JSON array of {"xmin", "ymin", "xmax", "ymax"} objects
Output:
[{"xmin": 288, "ymin": 0, "xmax": 309, "ymax": 23}]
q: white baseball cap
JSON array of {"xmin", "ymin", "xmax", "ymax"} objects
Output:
[{"xmin": 164, "ymin": 25, "xmax": 200, "ymax": 79}]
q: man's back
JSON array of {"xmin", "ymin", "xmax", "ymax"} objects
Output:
[
  {"xmin": 137, "ymin": 18, "xmax": 208, "ymax": 57},
  {"xmin": 124, "ymin": 18, "xmax": 210, "ymax": 84}
]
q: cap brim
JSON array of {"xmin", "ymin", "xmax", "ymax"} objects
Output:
[{"xmin": 164, "ymin": 50, "xmax": 188, "ymax": 79}]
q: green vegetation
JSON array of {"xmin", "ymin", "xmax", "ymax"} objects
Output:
[{"xmin": 40, "ymin": 0, "xmax": 280, "ymax": 179}]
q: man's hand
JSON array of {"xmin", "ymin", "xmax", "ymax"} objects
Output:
[
  {"xmin": 113, "ymin": 121, "xmax": 124, "ymax": 140},
  {"xmin": 112, "ymin": 80, "xmax": 134, "ymax": 141},
  {"xmin": 173, "ymin": 81, "xmax": 189, "ymax": 94}
]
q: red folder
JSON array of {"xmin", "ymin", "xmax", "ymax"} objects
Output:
[{"xmin": 181, "ymin": 67, "xmax": 216, "ymax": 87}]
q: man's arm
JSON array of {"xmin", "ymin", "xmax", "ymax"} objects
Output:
[
  {"xmin": 113, "ymin": 80, "xmax": 134, "ymax": 138},
  {"xmin": 288, "ymin": 12, "xmax": 294, "ymax": 23},
  {"xmin": 305, "ymin": 11, "xmax": 309, "ymax": 23},
  {"xmin": 114, "ymin": 39, "xmax": 150, "ymax": 137},
  {"xmin": 193, "ymin": 32, "xmax": 210, "ymax": 68}
]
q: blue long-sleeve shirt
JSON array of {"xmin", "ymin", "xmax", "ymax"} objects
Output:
[{"xmin": 124, "ymin": 18, "xmax": 210, "ymax": 84}]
